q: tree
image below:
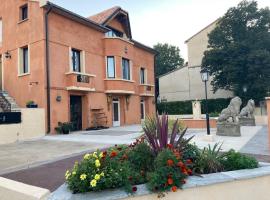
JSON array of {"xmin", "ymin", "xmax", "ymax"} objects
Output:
[
  {"xmin": 153, "ymin": 43, "xmax": 184, "ymax": 77},
  {"xmin": 202, "ymin": 0, "xmax": 270, "ymax": 102}
]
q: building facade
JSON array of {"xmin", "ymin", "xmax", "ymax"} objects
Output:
[
  {"xmin": 0, "ymin": 0, "xmax": 156, "ymax": 133},
  {"xmin": 159, "ymin": 20, "xmax": 233, "ymax": 102}
]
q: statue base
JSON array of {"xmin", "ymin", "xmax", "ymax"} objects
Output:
[
  {"xmin": 216, "ymin": 122, "xmax": 241, "ymax": 137},
  {"xmin": 239, "ymin": 117, "xmax": 256, "ymax": 126}
]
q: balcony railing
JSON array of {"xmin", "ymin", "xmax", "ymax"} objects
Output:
[{"xmin": 65, "ymin": 72, "xmax": 96, "ymax": 92}]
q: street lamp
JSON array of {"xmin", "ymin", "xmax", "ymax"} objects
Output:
[{"xmin": 200, "ymin": 70, "xmax": 210, "ymax": 135}]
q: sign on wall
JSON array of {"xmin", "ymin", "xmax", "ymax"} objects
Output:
[{"xmin": 0, "ymin": 112, "xmax": 21, "ymax": 124}]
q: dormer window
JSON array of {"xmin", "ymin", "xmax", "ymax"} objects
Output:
[
  {"xmin": 105, "ymin": 27, "xmax": 124, "ymax": 38},
  {"xmin": 20, "ymin": 4, "xmax": 28, "ymax": 21}
]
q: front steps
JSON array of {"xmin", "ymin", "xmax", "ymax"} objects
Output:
[{"xmin": 0, "ymin": 91, "xmax": 20, "ymax": 112}]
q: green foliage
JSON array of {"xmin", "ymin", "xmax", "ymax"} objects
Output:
[
  {"xmin": 157, "ymin": 98, "xmax": 231, "ymax": 115},
  {"xmin": 168, "ymin": 119, "xmax": 186, "ymax": 131},
  {"xmin": 147, "ymin": 149, "xmax": 189, "ymax": 192},
  {"xmin": 182, "ymin": 143, "xmax": 201, "ymax": 162},
  {"xmin": 221, "ymin": 149, "xmax": 258, "ymax": 171},
  {"xmin": 202, "ymin": 0, "xmax": 270, "ymax": 102},
  {"xmin": 194, "ymin": 143, "xmax": 224, "ymax": 174},
  {"xmin": 153, "ymin": 43, "xmax": 184, "ymax": 77},
  {"xmin": 55, "ymin": 122, "xmax": 73, "ymax": 134}
]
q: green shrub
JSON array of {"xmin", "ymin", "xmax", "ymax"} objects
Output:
[
  {"xmin": 147, "ymin": 149, "xmax": 191, "ymax": 193},
  {"xmin": 182, "ymin": 143, "xmax": 200, "ymax": 162},
  {"xmin": 221, "ymin": 150, "xmax": 258, "ymax": 171},
  {"xmin": 194, "ymin": 143, "xmax": 224, "ymax": 174},
  {"xmin": 157, "ymin": 98, "xmax": 231, "ymax": 115}
]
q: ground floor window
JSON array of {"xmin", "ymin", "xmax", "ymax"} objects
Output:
[{"xmin": 140, "ymin": 99, "xmax": 145, "ymax": 120}]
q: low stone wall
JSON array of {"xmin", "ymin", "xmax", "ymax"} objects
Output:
[
  {"xmin": 0, "ymin": 108, "xmax": 46, "ymax": 144},
  {"xmin": 0, "ymin": 177, "xmax": 50, "ymax": 200},
  {"xmin": 50, "ymin": 164, "xmax": 270, "ymax": 200}
]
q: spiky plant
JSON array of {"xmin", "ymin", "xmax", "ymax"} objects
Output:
[{"xmin": 142, "ymin": 114, "xmax": 193, "ymax": 154}]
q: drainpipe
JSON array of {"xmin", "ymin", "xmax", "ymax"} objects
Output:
[
  {"xmin": 45, "ymin": 5, "xmax": 52, "ymax": 133},
  {"xmin": 154, "ymin": 54, "xmax": 158, "ymax": 114}
]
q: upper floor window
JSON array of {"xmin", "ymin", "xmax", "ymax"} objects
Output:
[
  {"xmin": 122, "ymin": 58, "xmax": 130, "ymax": 80},
  {"xmin": 18, "ymin": 46, "xmax": 29, "ymax": 75},
  {"xmin": 20, "ymin": 4, "xmax": 28, "ymax": 21},
  {"xmin": 105, "ymin": 27, "xmax": 124, "ymax": 38},
  {"xmin": 71, "ymin": 49, "xmax": 81, "ymax": 72},
  {"xmin": 107, "ymin": 56, "xmax": 115, "ymax": 78},
  {"xmin": 140, "ymin": 68, "xmax": 146, "ymax": 84}
]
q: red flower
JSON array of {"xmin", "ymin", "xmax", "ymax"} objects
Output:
[
  {"xmin": 182, "ymin": 179, "xmax": 186, "ymax": 184},
  {"xmin": 177, "ymin": 161, "xmax": 184, "ymax": 168},
  {"xmin": 110, "ymin": 151, "xmax": 117, "ymax": 157},
  {"xmin": 172, "ymin": 186, "xmax": 177, "ymax": 192},
  {"xmin": 167, "ymin": 144, "xmax": 173, "ymax": 149},
  {"xmin": 167, "ymin": 159, "xmax": 174, "ymax": 166},
  {"xmin": 132, "ymin": 186, "xmax": 137, "ymax": 192},
  {"xmin": 167, "ymin": 178, "xmax": 173, "ymax": 185},
  {"xmin": 187, "ymin": 169, "xmax": 192, "ymax": 175},
  {"xmin": 186, "ymin": 159, "xmax": 192, "ymax": 164}
]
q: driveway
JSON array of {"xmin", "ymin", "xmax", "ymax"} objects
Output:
[{"xmin": 0, "ymin": 125, "xmax": 142, "ymax": 175}]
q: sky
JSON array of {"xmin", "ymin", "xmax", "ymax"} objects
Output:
[{"xmin": 50, "ymin": 0, "xmax": 269, "ymax": 61}]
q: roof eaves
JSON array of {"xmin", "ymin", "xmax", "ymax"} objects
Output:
[
  {"xmin": 44, "ymin": 2, "xmax": 110, "ymax": 33},
  {"xmin": 132, "ymin": 39, "xmax": 158, "ymax": 55}
]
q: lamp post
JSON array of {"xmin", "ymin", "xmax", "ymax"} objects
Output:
[{"xmin": 200, "ymin": 70, "xmax": 210, "ymax": 135}]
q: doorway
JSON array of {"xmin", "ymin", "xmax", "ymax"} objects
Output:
[
  {"xmin": 70, "ymin": 95, "xmax": 82, "ymax": 131},
  {"xmin": 140, "ymin": 99, "xmax": 145, "ymax": 120},
  {"xmin": 112, "ymin": 98, "xmax": 120, "ymax": 127}
]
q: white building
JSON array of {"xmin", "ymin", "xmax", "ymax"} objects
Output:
[{"xmin": 159, "ymin": 20, "xmax": 233, "ymax": 102}]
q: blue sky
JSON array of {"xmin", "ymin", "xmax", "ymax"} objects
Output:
[{"xmin": 50, "ymin": 0, "xmax": 269, "ymax": 60}]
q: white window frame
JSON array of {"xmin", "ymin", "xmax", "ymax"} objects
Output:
[
  {"xmin": 140, "ymin": 67, "xmax": 148, "ymax": 84},
  {"xmin": 122, "ymin": 58, "xmax": 132, "ymax": 80},
  {"xmin": 106, "ymin": 56, "xmax": 116, "ymax": 78},
  {"xmin": 18, "ymin": 44, "xmax": 30, "ymax": 76},
  {"xmin": 69, "ymin": 47, "xmax": 85, "ymax": 73}
]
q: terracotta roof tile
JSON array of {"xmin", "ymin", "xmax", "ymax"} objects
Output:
[{"xmin": 88, "ymin": 6, "xmax": 121, "ymax": 25}]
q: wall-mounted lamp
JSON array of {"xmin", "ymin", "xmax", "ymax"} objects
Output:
[
  {"xmin": 29, "ymin": 81, "xmax": 39, "ymax": 86},
  {"xmin": 124, "ymin": 46, "xmax": 128, "ymax": 54},
  {"xmin": 56, "ymin": 95, "xmax": 62, "ymax": 102},
  {"xmin": 4, "ymin": 51, "xmax": 11, "ymax": 59},
  {"xmin": 126, "ymin": 95, "xmax": 131, "ymax": 110},
  {"xmin": 107, "ymin": 94, "xmax": 112, "ymax": 111}
]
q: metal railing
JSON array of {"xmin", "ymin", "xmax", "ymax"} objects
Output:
[{"xmin": 0, "ymin": 92, "xmax": 11, "ymax": 112}]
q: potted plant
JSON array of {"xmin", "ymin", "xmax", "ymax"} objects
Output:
[
  {"xmin": 55, "ymin": 122, "xmax": 73, "ymax": 134},
  {"xmin": 26, "ymin": 100, "xmax": 38, "ymax": 108}
]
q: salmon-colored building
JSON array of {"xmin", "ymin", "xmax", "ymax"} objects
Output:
[{"xmin": 0, "ymin": 0, "xmax": 156, "ymax": 133}]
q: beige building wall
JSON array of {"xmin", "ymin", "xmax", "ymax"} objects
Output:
[{"xmin": 159, "ymin": 20, "xmax": 233, "ymax": 102}]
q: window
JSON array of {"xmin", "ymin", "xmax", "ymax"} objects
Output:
[
  {"xmin": 18, "ymin": 46, "xmax": 29, "ymax": 75},
  {"xmin": 20, "ymin": 4, "xmax": 28, "ymax": 21},
  {"xmin": 107, "ymin": 56, "xmax": 115, "ymax": 78},
  {"xmin": 140, "ymin": 100, "xmax": 145, "ymax": 120},
  {"xmin": 71, "ymin": 49, "xmax": 81, "ymax": 72},
  {"xmin": 122, "ymin": 58, "xmax": 130, "ymax": 80},
  {"xmin": 105, "ymin": 27, "xmax": 124, "ymax": 38},
  {"xmin": 140, "ymin": 68, "xmax": 146, "ymax": 84}
]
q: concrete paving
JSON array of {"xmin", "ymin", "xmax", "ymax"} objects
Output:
[{"xmin": 0, "ymin": 139, "xmax": 109, "ymax": 175}]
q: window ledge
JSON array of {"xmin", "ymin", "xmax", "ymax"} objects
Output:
[
  {"xmin": 18, "ymin": 73, "xmax": 30, "ymax": 77},
  {"xmin": 65, "ymin": 71, "xmax": 96, "ymax": 77},
  {"xmin": 103, "ymin": 37, "xmax": 134, "ymax": 45},
  {"xmin": 104, "ymin": 78, "xmax": 135, "ymax": 83},
  {"xmin": 140, "ymin": 83, "xmax": 154, "ymax": 87},
  {"xmin": 18, "ymin": 18, "xmax": 29, "ymax": 24}
]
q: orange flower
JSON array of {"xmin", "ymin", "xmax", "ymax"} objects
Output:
[
  {"xmin": 167, "ymin": 178, "xmax": 173, "ymax": 185},
  {"xmin": 187, "ymin": 169, "xmax": 192, "ymax": 175},
  {"xmin": 171, "ymin": 186, "xmax": 177, "ymax": 192},
  {"xmin": 110, "ymin": 151, "xmax": 117, "ymax": 157},
  {"xmin": 167, "ymin": 159, "xmax": 174, "ymax": 166},
  {"xmin": 177, "ymin": 161, "xmax": 184, "ymax": 168},
  {"xmin": 186, "ymin": 159, "xmax": 192, "ymax": 164},
  {"xmin": 167, "ymin": 144, "xmax": 173, "ymax": 149}
]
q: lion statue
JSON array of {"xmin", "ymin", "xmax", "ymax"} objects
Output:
[
  {"xmin": 217, "ymin": 97, "xmax": 242, "ymax": 123},
  {"xmin": 239, "ymin": 99, "xmax": 255, "ymax": 118}
]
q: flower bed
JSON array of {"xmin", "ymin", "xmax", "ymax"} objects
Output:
[{"xmin": 64, "ymin": 115, "xmax": 259, "ymax": 196}]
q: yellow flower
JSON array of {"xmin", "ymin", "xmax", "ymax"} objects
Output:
[
  {"xmin": 65, "ymin": 170, "xmax": 71, "ymax": 180},
  {"xmin": 95, "ymin": 159, "xmax": 101, "ymax": 168},
  {"xmin": 100, "ymin": 172, "xmax": 105, "ymax": 177},
  {"xmin": 72, "ymin": 171, "xmax": 76, "ymax": 175},
  {"xmin": 93, "ymin": 152, "xmax": 98, "ymax": 158},
  {"xmin": 84, "ymin": 153, "xmax": 91, "ymax": 160},
  {"xmin": 90, "ymin": 179, "xmax": 97, "ymax": 187},
  {"xmin": 99, "ymin": 152, "xmax": 103, "ymax": 158},
  {"xmin": 94, "ymin": 174, "xmax": 101, "ymax": 180},
  {"xmin": 80, "ymin": 174, "xmax": 87, "ymax": 181}
]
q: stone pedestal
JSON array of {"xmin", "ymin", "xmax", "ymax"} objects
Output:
[
  {"xmin": 217, "ymin": 122, "xmax": 241, "ymax": 137},
  {"xmin": 192, "ymin": 100, "xmax": 201, "ymax": 119},
  {"xmin": 239, "ymin": 117, "xmax": 256, "ymax": 126}
]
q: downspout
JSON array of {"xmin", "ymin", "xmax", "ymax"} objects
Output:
[
  {"xmin": 45, "ymin": 5, "xmax": 52, "ymax": 133},
  {"xmin": 154, "ymin": 54, "xmax": 158, "ymax": 114}
]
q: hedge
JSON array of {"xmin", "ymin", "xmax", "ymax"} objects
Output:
[{"xmin": 157, "ymin": 98, "xmax": 231, "ymax": 115}]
